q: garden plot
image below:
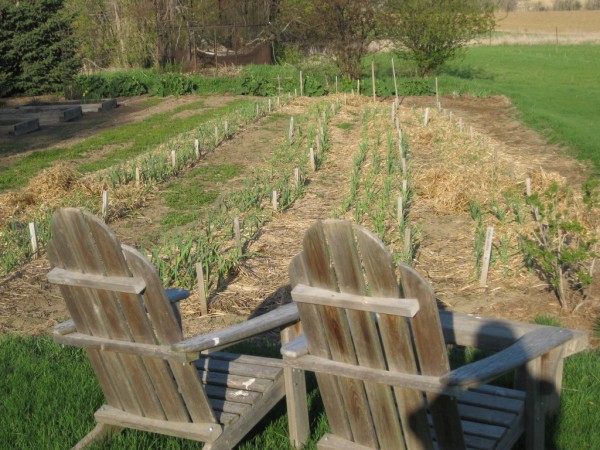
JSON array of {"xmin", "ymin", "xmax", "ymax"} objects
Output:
[{"xmin": 0, "ymin": 94, "xmax": 597, "ymax": 344}]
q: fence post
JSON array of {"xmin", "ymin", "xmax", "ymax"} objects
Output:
[
  {"xmin": 371, "ymin": 60, "xmax": 376, "ymax": 102},
  {"xmin": 391, "ymin": 57, "xmax": 398, "ymax": 99}
]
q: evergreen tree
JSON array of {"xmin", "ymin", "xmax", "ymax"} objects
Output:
[{"xmin": 0, "ymin": 0, "xmax": 80, "ymax": 96}]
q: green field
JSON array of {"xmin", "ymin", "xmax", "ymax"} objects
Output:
[{"xmin": 419, "ymin": 45, "xmax": 600, "ymax": 173}]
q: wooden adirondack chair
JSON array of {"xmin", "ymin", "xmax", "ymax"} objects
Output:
[
  {"xmin": 283, "ymin": 219, "xmax": 588, "ymax": 450},
  {"xmin": 48, "ymin": 208, "xmax": 302, "ymax": 450}
]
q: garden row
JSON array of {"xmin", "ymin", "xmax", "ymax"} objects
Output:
[{"xmin": 0, "ymin": 95, "xmax": 292, "ymax": 274}]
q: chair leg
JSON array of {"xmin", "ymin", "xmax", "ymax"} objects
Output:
[
  {"xmin": 285, "ymin": 363, "xmax": 309, "ymax": 448},
  {"xmin": 72, "ymin": 423, "xmax": 123, "ymax": 450}
]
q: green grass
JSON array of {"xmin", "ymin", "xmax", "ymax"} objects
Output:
[
  {"xmin": 0, "ymin": 98, "xmax": 253, "ymax": 192},
  {"xmin": 161, "ymin": 164, "xmax": 241, "ymax": 226},
  {"xmin": 1, "ymin": 334, "xmax": 597, "ymax": 449}
]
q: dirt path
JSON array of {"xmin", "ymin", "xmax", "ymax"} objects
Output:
[{"xmin": 179, "ymin": 98, "xmax": 362, "ymax": 336}]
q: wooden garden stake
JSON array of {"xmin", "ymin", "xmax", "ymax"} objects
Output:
[
  {"xmin": 171, "ymin": 150, "xmax": 177, "ymax": 168},
  {"xmin": 135, "ymin": 166, "xmax": 140, "ymax": 186},
  {"xmin": 357, "ymin": 79, "xmax": 360, "ymax": 96},
  {"xmin": 195, "ymin": 139, "xmax": 200, "ymax": 159},
  {"xmin": 268, "ymin": 98, "xmax": 272, "ymax": 112},
  {"xmin": 28, "ymin": 222, "xmax": 38, "ymax": 258},
  {"xmin": 404, "ymin": 226, "xmax": 411, "ymax": 256},
  {"xmin": 526, "ymin": 177, "xmax": 532, "ymax": 196},
  {"xmin": 424, "ymin": 107, "xmax": 430, "ymax": 126},
  {"xmin": 335, "ymin": 76, "xmax": 338, "ymax": 94},
  {"xmin": 234, "ymin": 217, "xmax": 241, "ymax": 249},
  {"xmin": 102, "ymin": 189, "xmax": 109, "ymax": 223},
  {"xmin": 214, "ymin": 125, "xmax": 219, "ymax": 145},
  {"xmin": 294, "ymin": 88, "xmax": 297, "ymax": 97},
  {"xmin": 371, "ymin": 60, "xmax": 376, "ymax": 102},
  {"xmin": 224, "ymin": 119, "xmax": 228, "ymax": 136},
  {"xmin": 277, "ymin": 96, "xmax": 280, "ymax": 108},
  {"xmin": 397, "ymin": 197, "xmax": 403, "ymax": 226},
  {"xmin": 299, "ymin": 71, "xmax": 303, "ymax": 96},
  {"xmin": 480, "ymin": 226, "xmax": 494, "ymax": 288},
  {"xmin": 391, "ymin": 57, "xmax": 398, "ymax": 99},
  {"xmin": 272, "ymin": 190, "xmax": 278, "ymax": 210},
  {"xmin": 294, "ymin": 168, "xmax": 300, "ymax": 187},
  {"xmin": 316, "ymin": 135, "xmax": 321, "ymax": 153},
  {"xmin": 309, "ymin": 147, "xmax": 316, "ymax": 171},
  {"xmin": 195, "ymin": 263, "xmax": 208, "ymax": 316},
  {"xmin": 289, "ymin": 116, "xmax": 294, "ymax": 141}
]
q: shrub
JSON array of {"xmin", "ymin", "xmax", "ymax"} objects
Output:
[
  {"xmin": 553, "ymin": 0, "xmax": 582, "ymax": 9},
  {"xmin": 585, "ymin": 0, "xmax": 600, "ymax": 9}
]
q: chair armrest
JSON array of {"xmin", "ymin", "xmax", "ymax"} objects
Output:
[
  {"xmin": 440, "ymin": 310, "xmax": 588, "ymax": 356},
  {"xmin": 441, "ymin": 327, "xmax": 576, "ymax": 387},
  {"xmin": 172, "ymin": 303, "xmax": 300, "ymax": 353},
  {"xmin": 281, "ymin": 335, "xmax": 309, "ymax": 359},
  {"xmin": 165, "ymin": 288, "xmax": 190, "ymax": 304},
  {"xmin": 286, "ymin": 354, "xmax": 462, "ymax": 396}
]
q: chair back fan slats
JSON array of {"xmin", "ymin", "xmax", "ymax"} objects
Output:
[
  {"xmin": 294, "ymin": 219, "xmax": 466, "ymax": 449},
  {"xmin": 47, "ymin": 208, "xmax": 216, "ymax": 424}
]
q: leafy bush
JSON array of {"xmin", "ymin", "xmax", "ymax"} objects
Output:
[
  {"xmin": 148, "ymin": 73, "xmax": 197, "ymax": 97},
  {"xmin": 520, "ymin": 182, "xmax": 596, "ymax": 309}
]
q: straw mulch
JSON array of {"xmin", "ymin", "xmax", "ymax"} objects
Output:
[
  {"xmin": 0, "ymin": 163, "xmax": 148, "ymax": 224},
  {"xmin": 403, "ymin": 106, "xmax": 598, "ymax": 298}
]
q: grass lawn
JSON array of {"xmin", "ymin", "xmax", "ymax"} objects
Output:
[{"xmin": 1, "ymin": 334, "xmax": 598, "ymax": 449}]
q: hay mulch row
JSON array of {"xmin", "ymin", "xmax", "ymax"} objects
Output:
[{"xmin": 404, "ymin": 105, "xmax": 598, "ymax": 301}]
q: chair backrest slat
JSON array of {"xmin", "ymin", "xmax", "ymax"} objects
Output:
[
  {"xmin": 323, "ymin": 221, "xmax": 406, "ymax": 449},
  {"xmin": 398, "ymin": 265, "xmax": 465, "ymax": 449},
  {"xmin": 355, "ymin": 224, "xmax": 432, "ymax": 449}
]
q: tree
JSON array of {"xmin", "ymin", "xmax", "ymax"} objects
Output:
[
  {"xmin": 275, "ymin": 0, "xmax": 378, "ymax": 80},
  {"xmin": 0, "ymin": 0, "xmax": 80, "ymax": 96},
  {"xmin": 382, "ymin": 0, "xmax": 495, "ymax": 76}
]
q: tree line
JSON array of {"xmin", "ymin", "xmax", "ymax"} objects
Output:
[{"xmin": 0, "ymin": 0, "xmax": 496, "ymax": 97}]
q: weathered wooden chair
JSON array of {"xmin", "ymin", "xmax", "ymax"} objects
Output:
[
  {"xmin": 48, "ymin": 207, "xmax": 301, "ymax": 449},
  {"xmin": 283, "ymin": 219, "xmax": 588, "ymax": 450}
]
